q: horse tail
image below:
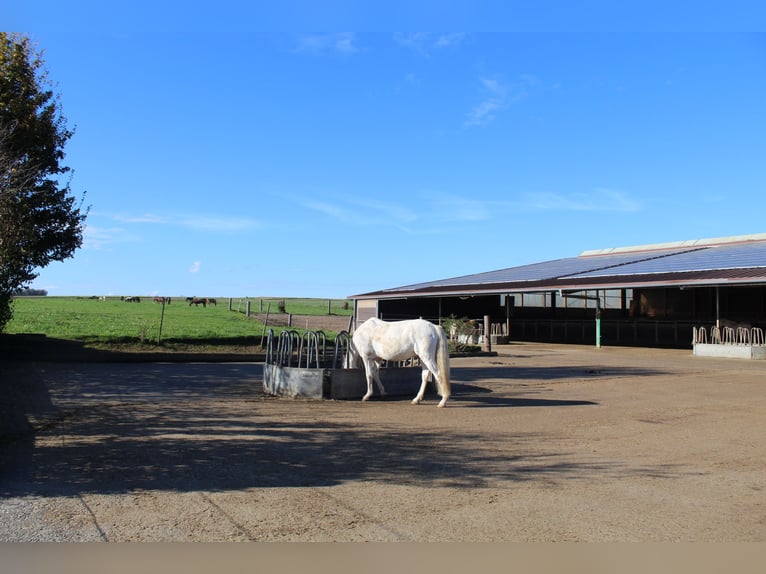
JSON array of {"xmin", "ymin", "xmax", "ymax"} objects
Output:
[{"xmin": 435, "ymin": 326, "xmax": 451, "ymax": 399}]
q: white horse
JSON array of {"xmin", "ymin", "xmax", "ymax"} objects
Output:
[{"xmin": 350, "ymin": 318, "xmax": 451, "ymax": 407}]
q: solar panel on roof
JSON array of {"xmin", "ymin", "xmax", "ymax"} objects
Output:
[
  {"xmin": 354, "ymin": 238, "xmax": 766, "ymax": 298},
  {"xmin": 384, "ymin": 247, "xmax": 702, "ymax": 291},
  {"xmin": 570, "ymin": 242, "xmax": 766, "ymax": 278}
]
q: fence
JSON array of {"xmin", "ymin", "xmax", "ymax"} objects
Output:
[{"xmin": 227, "ymin": 298, "xmax": 354, "ymax": 342}]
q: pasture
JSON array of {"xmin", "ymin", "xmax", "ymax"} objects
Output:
[{"xmin": 5, "ymin": 296, "xmax": 352, "ymax": 350}]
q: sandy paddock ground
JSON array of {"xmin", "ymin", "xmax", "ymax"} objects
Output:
[{"xmin": 1, "ymin": 342, "xmax": 765, "ymax": 542}]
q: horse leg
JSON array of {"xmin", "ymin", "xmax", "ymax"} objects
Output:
[
  {"xmin": 373, "ymin": 362, "xmax": 387, "ymax": 397},
  {"xmin": 411, "ymin": 367, "xmax": 431, "ymax": 405},
  {"xmin": 361, "ymin": 360, "xmax": 376, "ymax": 401},
  {"xmin": 418, "ymin": 354, "xmax": 449, "ymax": 407},
  {"xmin": 361, "ymin": 360, "xmax": 386, "ymax": 401}
]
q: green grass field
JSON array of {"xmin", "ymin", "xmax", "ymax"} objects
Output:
[{"xmin": 5, "ymin": 296, "xmax": 353, "ymax": 350}]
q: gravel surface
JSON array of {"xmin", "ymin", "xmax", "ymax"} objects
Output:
[{"xmin": 1, "ymin": 342, "xmax": 765, "ymax": 541}]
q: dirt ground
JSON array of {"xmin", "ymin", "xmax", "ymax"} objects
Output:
[{"xmin": 1, "ymin": 341, "xmax": 765, "ymax": 542}]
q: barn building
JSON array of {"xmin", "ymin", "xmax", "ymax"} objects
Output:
[{"xmin": 349, "ymin": 233, "xmax": 766, "ymax": 349}]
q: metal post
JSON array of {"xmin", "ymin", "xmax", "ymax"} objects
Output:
[{"xmin": 596, "ymin": 300, "xmax": 602, "ymax": 349}]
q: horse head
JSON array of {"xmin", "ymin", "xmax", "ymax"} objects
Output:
[{"xmin": 343, "ymin": 337, "xmax": 361, "ymax": 369}]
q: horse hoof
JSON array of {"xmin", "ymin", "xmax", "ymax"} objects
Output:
[
  {"xmin": 411, "ymin": 398, "xmax": 421, "ymax": 405},
  {"xmin": 437, "ymin": 401, "xmax": 447, "ymax": 408}
]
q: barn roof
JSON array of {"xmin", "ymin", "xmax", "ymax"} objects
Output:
[{"xmin": 351, "ymin": 233, "xmax": 766, "ymax": 300}]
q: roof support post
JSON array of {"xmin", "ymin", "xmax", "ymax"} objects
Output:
[
  {"xmin": 716, "ymin": 286, "xmax": 720, "ymax": 328},
  {"xmin": 596, "ymin": 297, "xmax": 602, "ymax": 349}
]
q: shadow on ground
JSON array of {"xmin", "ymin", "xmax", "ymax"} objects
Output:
[
  {"xmin": 0, "ymin": 334, "xmax": 265, "ymax": 363},
  {"xmin": 451, "ymin": 364, "xmax": 667, "ymax": 383},
  {"xmin": 0, "ymin": 350, "xmax": 677, "ymax": 499}
]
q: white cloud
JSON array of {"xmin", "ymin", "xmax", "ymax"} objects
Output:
[
  {"xmin": 431, "ymin": 195, "xmax": 494, "ymax": 222},
  {"xmin": 481, "ymin": 77, "xmax": 507, "ymax": 96},
  {"xmin": 465, "ymin": 77, "xmax": 509, "ymax": 127},
  {"xmin": 178, "ymin": 215, "xmax": 260, "ymax": 232},
  {"xmin": 288, "ymin": 193, "xmax": 417, "ymax": 227},
  {"xmin": 82, "ymin": 224, "xmax": 140, "ymax": 250},
  {"xmin": 114, "ymin": 213, "xmax": 169, "ymax": 224},
  {"xmin": 465, "ymin": 74, "xmax": 539, "ymax": 128},
  {"xmin": 465, "ymin": 97, "xmax": 507, "ymax": 127},
  {"xmin": 520, "ymin": 188, "xmax": 642, "ymax": 212},
  {"xmin": 352, "ymin": 197, "xmax": 417, "ymax": 224},
  {"xmin": 393, "ymin": 32, "xmax": 431, "ymax": 55},
  {"xmin": 294, "ymin": 33, "xmax": 360, "ymax": 54},
  {"xmin": 434, "ymin": 33, "xmax": 466, "ymax": 48},
  {"xmin": 394, "ymin": 32, "xmax": 466, "ymax": 56},
  {"xmin": 188, "ymin": 261, "xmax": 201, "ymax": 273},
  {"xmin": 112, "ymin": 212, "xmax": 260, "ymax": 232},
  {"xmin": 298, "ymin": 194, "xmax": 416, "ymax": 227}
]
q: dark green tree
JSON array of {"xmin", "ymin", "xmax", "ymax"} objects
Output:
[{"xmin": 0, "ymin": 33, "xmax": 88, "ymax": 330}]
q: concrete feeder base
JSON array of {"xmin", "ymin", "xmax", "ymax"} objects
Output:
[
  {"xmin": 693, "ymin": 343, "xmax": 766, "ymax": 360},
  {"xmin": 263, "ymin": 365, "xmax": 433, "ymax": 400}
]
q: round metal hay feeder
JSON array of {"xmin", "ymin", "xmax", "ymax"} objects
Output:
[{"xmin": 262, "ymin": 329, "xmax": 431, "ymax": 400}]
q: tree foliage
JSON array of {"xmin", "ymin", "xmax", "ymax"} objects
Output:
[{"xmin": 0, "ymin": 32, "xmax": 88, "ymax": 330}]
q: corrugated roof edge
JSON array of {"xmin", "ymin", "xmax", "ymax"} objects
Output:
[{"xmin": 580, "ymin": 232, "xmax": 766, "ymax": 257}]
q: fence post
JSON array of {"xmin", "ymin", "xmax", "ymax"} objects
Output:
[
  {"xmin": 157, "ymin": 298, "xmax": 166, "ymax": 345},
  {"xmin": 260, "ymin": 302, "xmax": 271, "ymax": 349},
  {"xmin": 483, "ymin": 315, "xmax": 492, "ymax": 353},
  {"xmin": 246, "ymin": 300, "xmax": 251, "ymax": 317}
]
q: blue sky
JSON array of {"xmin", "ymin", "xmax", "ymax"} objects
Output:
[{"xmin": 7, "ymin": 3, "xmax": 766, "ymax": 298}]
